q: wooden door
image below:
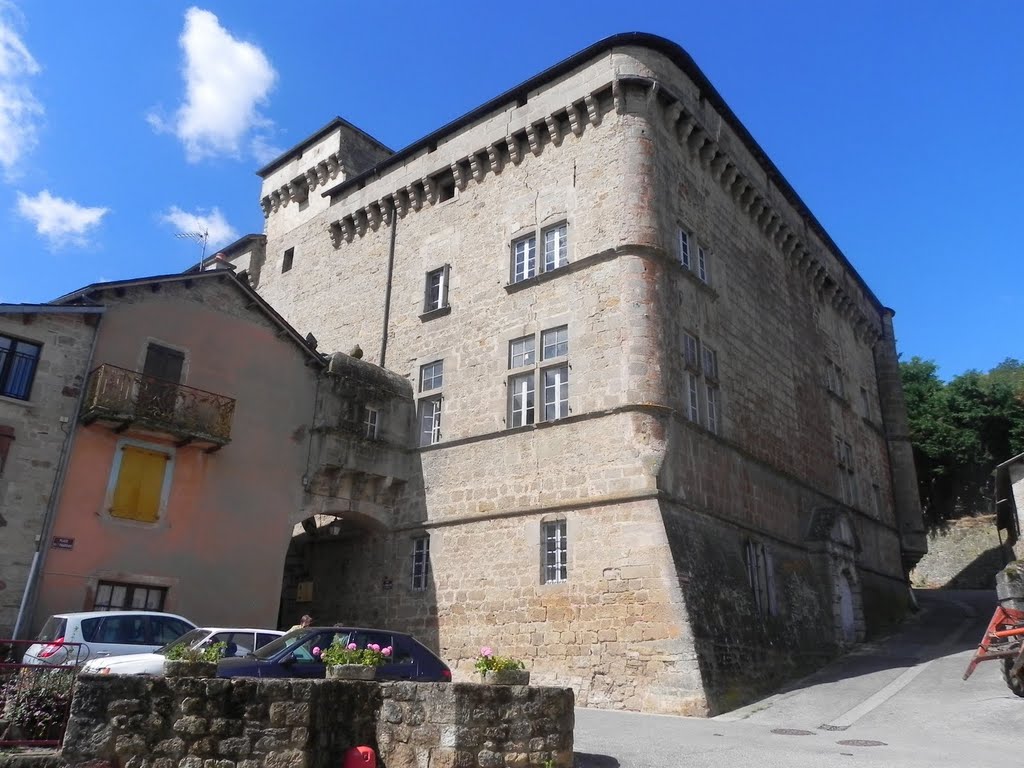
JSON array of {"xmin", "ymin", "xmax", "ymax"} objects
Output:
[{"xmin": 139, "ymin": 344, "xmax": 183, "ymax": 418}]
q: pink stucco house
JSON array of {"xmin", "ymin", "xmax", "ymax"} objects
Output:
[{"xmin": 24, "ymin": 270, "xmax": 324, "ymax": 632}]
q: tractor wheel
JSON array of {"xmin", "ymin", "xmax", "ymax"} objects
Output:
[{"xmin": 1002, "ymin": 658, "xmax": 1024, "ymax": 698}]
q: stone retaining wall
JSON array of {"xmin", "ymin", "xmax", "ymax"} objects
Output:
[
  {"xmin": 58, "ymin": 675, "xmax": 573, "ymax": 768},
  {"xmin": 910, "ymin": 515, "xmax": 1017, "ymax": 589}
]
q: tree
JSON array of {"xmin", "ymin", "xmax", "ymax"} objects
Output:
[{"xmin": 900, "ymin": 357, "xmax": 1024, "ymax": 525}]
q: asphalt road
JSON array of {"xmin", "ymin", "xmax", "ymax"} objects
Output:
[{"xmin": 575, "ymin": 590, "xmax": 1021, "ymax": 768}]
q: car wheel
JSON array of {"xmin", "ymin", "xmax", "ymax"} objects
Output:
[{"xmin": 1002, "ymin": 658, "xmax": 1024, "ymax": 698}]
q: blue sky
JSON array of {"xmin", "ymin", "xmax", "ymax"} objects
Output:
[{"xmin": 0, "ymin": 1, "xmax": 1019, "ymax": 379}]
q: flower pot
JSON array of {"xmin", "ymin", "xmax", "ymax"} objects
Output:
[
  {"xmin": 163, "ymin": 660, "xmax": 218, "ymax": 679},
  {"xmin": 478, "ymin": 669, "xmax": 530, "ymax": 686},
  {"xmin": 327, "ymin": 664, "xmax": 377, "ymax": 681}
]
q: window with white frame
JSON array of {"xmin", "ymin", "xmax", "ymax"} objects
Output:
[
  {"xmin": 509, "ymin": 335, "xmax": 536, "ymax": 368},
  {"xmin": 420, "ymin": 360, "xmax": 443, "ymax": 391},
  {"xmin": 685, "ymin": 372, "xmax": 700, "ymax": 422},
  {"xmin": 835, "ymin": 436, "xmax": 857, "ymax": 505},
  {"xmin": 506, "ymin": 327, "xmax": 570, "ymax": 427},
  {"xmin": 860, "ymin": 386, "xmax": 872, "ymax": 420},
  {"xmin": 363, "ymin": 407, "xmax": 379, "ymax": 439},
  {"xmin": 543, "ymin": 366, "xmax": 569, "ymax": 421},
  {"xmin": 706, "ymin": 384, "xmax": 720, "ymax": 434},
  {"xmin": 743, "ymin": 540, "xmax": 776, "ymax": 616},
  {"xmin": 423, "ymin": 265, "xmax": 450, "ymax": 313},
  {"xmin": 678, "ymin": 227, "xmax": 691, "ymax": 269},
  {"xmin": 678, "ymin": 226, "xmax": 711, "ymax": 283},
  {"xmin": 541, "ymin": 519, "xmax": 567, "ymax": 584},
  {"xmin": 702, "ymin": 344, "xmax": 719, "ymax": 381},
  {"xmin": 411, "ymin": 536, "xmax": 430, "ymax": 591},
  {"xmin": 683, "ymin": 333, "xmax": 699, "ymax": 371},
  {"xmin": 419, "ymin": 399, "xmax": 441, "ymax": 446},
  {"xmin": 512, "ymin": 234, "xmax": 537, "ymax": 283},
  {"xmin": 508, "ymin": 373, "xmax": 535, "ymax": 427},
  {"xmin": 543, "ymin": 223, "xmax": 568, "ymax": 272},
  {"xmin": 418, "ymin": 360, "xmax": 444, "ymax": 447},
  {"xmin": 511, "ymin": 222, "xmax": 569, "ymax": 284},
  {"xmin": 681, "ymin": 332, "xmax": 723, "ymax": 432},
  {"xmin": 825, "ymin": 357, "xmax": 845, "ymax": 398}
]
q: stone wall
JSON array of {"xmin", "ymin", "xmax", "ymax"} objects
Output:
[
  {"xmin": 58, "ymin": 675, "xmax": 573, "ymax": 768},
  {"xmin": 911, "ymin": 515, "xmax": 1017, "ymax": 589},
  {"xmin": 0, "ymin": 310, "xmax": 98, "ymax": 636}
]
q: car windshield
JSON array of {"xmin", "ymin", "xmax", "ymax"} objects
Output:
[
  {"xmin": 251, "ymin": 628, "xmax": 306, "ymax": 660},
  {"xmin": 36, "ymin": 616, "xmax": 67, "ymax": 642},
  {"xmin": 156, "ymin": 628, "xmax": 208, "ymax": 655}
]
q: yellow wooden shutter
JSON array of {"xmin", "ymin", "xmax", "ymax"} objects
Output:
[{"xmin": 111, "ymin": 446, "xmax": 167, "ymax": 522}]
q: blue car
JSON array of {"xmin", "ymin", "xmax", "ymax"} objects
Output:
[{"xmin": 216, "ymin": 626, "xmax": 452, "ymax": 682}]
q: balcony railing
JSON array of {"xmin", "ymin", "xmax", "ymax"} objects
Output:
[{"xmin": 81, "ymin": 364, "xmax": 235, "ymax": 449}]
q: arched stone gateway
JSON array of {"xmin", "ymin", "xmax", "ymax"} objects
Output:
[
  {"xmin": 807, "ymin": 507, "xmax": 866, "ymax": 647},
  {"xmin": 278, "ymin": 510, "xmax": 394, "ymax": 630}
]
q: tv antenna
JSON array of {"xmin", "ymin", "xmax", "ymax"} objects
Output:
[{"xmin": 175, "ymin": 229, "xmax": 210, "ymax": 271}]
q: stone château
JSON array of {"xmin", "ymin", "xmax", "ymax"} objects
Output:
[{"xmin": 222, "ymin": 32, "xmax": 926, "ymax": 714}]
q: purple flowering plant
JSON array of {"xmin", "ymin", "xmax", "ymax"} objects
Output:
[
  {"xmin": 321, "ymin": 638, "xmax": 393, "ymax": 667},
  {"xmin": 474, "ymin": 645, "xmax": 525, "ymax": 674}
]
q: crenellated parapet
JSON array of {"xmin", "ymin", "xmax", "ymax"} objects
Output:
[
  {"xmin": 325, "ymin": 82, "xmax": 613, "ymax": 245},
  {"xmin": 622, "ymin": 73, "xmax": 885, "ymax": 347},
  {"xmin": 260, "ymin": 151, "xmax": 352, "ymax": 218},
  {"xmin": 322, "ymin": 70, "xmax": 882, "ymax": 348}
]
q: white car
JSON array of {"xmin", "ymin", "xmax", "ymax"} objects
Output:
[
  {"xmin": 81, "ymin": 627, "xmax": 285, "ymax": 675},
  {"xmin": 23, "ymin": 610, "xmax": 196, "ymax": 666}
]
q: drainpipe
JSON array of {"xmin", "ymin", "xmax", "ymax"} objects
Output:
[
  {"xmin": 12, "ymin": 316, "xmax": 102, "ymax": 640},
  {"xmin": 379, "ymin": 212, "xmax": 398, "ymax": 368}
]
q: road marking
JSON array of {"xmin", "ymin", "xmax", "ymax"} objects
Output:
[
  {"xmin": 820, "ymin": 617, "xmax": 976, "ymax": 730},
  {"xmin": 819, "ymin": 661, "xmax": 932, "ymax": 730}
]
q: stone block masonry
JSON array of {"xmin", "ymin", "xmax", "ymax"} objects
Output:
[
  {"xmin": 57, "ymin": 675, "xmax": 574, "ymax": 768},
  {"xmin": 244, "ymin": 34, "xmax": 925, "ymax": 717},
  {"xmin": 0, "ymin": 309, "xmax": 98, "ymax": 637}
]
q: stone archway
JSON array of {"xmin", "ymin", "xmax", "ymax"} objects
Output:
[{"xmin": 278, "ymin": 510, "xmax": 394, "ymax": 630}]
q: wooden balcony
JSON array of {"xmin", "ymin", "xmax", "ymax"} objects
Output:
[{"xmin": 81, "ymin": 364, "xmax": 235, "ymax": 450}]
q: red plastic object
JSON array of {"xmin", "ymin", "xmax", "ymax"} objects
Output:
[{"xmin": 343, "ymin": 746, "xmax": 377, "ymax": 768}]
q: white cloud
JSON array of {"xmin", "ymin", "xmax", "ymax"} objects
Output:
[
  {"xmin": 16, "ymin": 190, "xmax": 109, "ymax": 247},
  {"xmin": 154, "ymin": 7, "xmax": 277, "ymax": 162},
  {"xmin": 0, "ymin": 3, "xmax": 43, "ymax": 178},
  {"xmin": 161, "ymin": 205, "xmax": 237, "ymax": 248}
]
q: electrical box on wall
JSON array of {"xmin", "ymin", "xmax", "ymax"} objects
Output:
[{"xmin": 296, "ymin": 581, "xmax": 314, "ymax": 602}]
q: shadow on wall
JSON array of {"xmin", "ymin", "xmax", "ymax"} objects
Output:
[
  {"xmin": 912, "ymin": 515, "xmax": 1016, "ymax": 590},
  {"xmin": 942, "ymin": 545, "xmax": 1014, "ymax": 590},
  {"xmin": 660, "ymin": 502, "xmax": 839, "ymax": 716}
]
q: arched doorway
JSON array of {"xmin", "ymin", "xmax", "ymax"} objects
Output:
[
  {"xmin": 278, "ymin": 511, "xmax": 393, "ymax": 630},
  {"xmin": 836, "ymin": 569, "xmax": 857, "ymax": 644},
  {"xmin": 806, "ymin": 507, "xmax": 865, "ymax": 647}
]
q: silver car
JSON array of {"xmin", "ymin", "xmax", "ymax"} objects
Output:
[{"xmin": 23, "ymin": 611, "xmax": 196, "ymax": 666}]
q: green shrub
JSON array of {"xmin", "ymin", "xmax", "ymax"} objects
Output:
[
  {"xmin": 0, "ymin": 669, "xmax": 76, "ymax": 741},
  {"xmin": 164, "ymin": 641, "xmax": 226, "ymax": 663}
]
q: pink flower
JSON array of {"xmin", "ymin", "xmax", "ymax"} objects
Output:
[
  {"xmin": 347, "ymin": 643, "xmax": 358, "ymax": 650},
  {"xmin": 312, "ymin": 647, "xmax": 321, "ymax": 656},
  {"xmin": 369, "ymin": 643, "xmax": 381, "ymax": 652},
  {"xmin": 381, "ymin": 647, "xmax": 392, "ymax": 657},
  {"xmin": 480, "ymin": 646, "xmax": 493, "ymax": 658}
]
